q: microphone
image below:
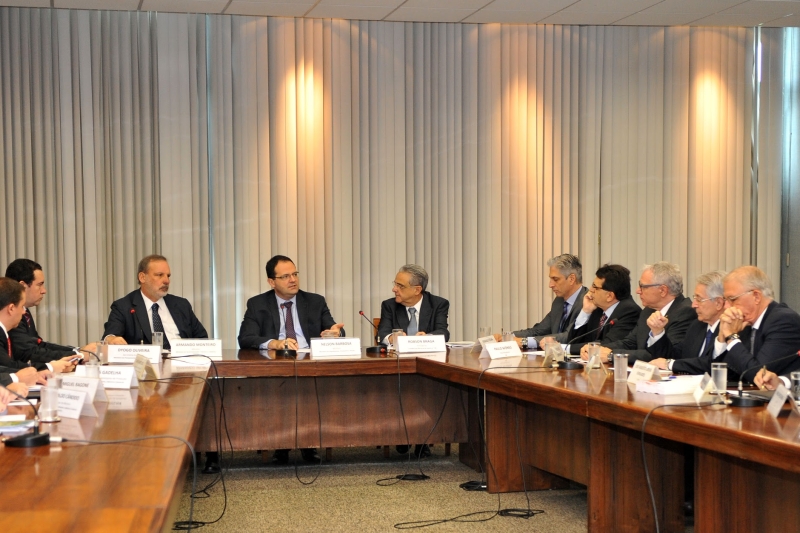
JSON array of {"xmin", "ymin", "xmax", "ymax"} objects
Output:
[
  {"xmin": 131, "ymin": 309, "xmax": 145, "ymax": 344},
  {"xmin": 553, "ymin": 318, "xmax": 616, "ymax": 370},
  {"xmin": 3, "ymin": 385, "xmax": 51, "ymax": 448},
  {"xmin": 78, "ymin": 349, "xmax": 101, "ymax": 362},
  {"xmin": 564, "ymin": 318, "xmax": 617, "ymax": 346},
  {"xmin": 728, "ymin": 350, "xmax": 800, "ymax": 407},
  {"xmin": 358, "ymin": 311, "xmax": 386, "ymax": 355}
]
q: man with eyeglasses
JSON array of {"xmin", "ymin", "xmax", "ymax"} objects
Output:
[
  {"xmin": 589, "ymin": 262, "xmax": 696, "ymax": 363},
  {"xmin": 104, "ymin": 255, "xmax": 208, "ymax": 346},
  {"xmin": 566, "ymin": 264, "xmax": 640, "ymax": 355},
  {"xmin": 715, "ymin": 266, "xmax": 800, "ymax": 382},
  {"xmin": 378, "ymin": 264, "xmax": 449, "ymax": 459},
  {"xmin": 238, "ymin": 254, "xmax": 344, "ymax": 464},
  {"xmin": 508, "ymin": 254, "xmax": 587, "ymax": 350},
  {"xmin": 647, "ymin": 271, "xmax": 727, "ymax": 374}
]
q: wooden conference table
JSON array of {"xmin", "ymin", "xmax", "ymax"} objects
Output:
[{"xmin": 2, "ymin": 348, "xmax": 799, "ymax": 532}]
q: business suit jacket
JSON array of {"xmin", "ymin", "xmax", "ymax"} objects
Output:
[
  {"xmin": 377, "ymin": 292, "xmax": 450, "ymax": 342},
  {"xmin": 0, "ymin": 328, "xmax": 48, "ymax": 370},
  {"xmin": 103, "ymin": 290, "xmax": 208, "ymax": 345},
  {"xmin": 647, "ymin": 319, "xmax": 721, "ymax": 375},
  {"xmin": 724, "ymin": 301, "xmax": 800, "ymax": 382},
  {"xmin": 606, "ymin": 294, "xmax": 697, "ymax": 363},
  {"xmin": 566, "ymin": 297, "xmax": 641, "ymax": 355},
  {"xmin": 238, "ymin": 289, "xmax": 340, "ymax": 349},
  {"xmin": 10, "ymin": 311, "xmax": 76, "ymax": 364},
  {"xmin": 514, "ymin": 287, "xmax": 588, "ymax": 344}
]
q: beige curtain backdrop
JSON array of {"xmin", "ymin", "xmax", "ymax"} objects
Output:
[{"xmin": 0, "ymin": 8, "xmax": 787, "ymax": 348}]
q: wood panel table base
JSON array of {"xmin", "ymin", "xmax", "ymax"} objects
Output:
[
  {"xmin": 197, "ymin": 374, "xmax": 469, "ymax": 451},
  {"xmin": 588, "ymin": 420, "xmax": 684, "ymax": 533},
  {"xmin": 695, "ymin": 448, "xmax": 800, "ymax": 533}
]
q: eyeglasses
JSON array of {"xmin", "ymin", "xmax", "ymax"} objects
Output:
[
  {"xmin": 691, "ymin": 294, "xmax": 716, "ymax": 303},
  {"xmin": 590, "ymin": 284, "xmax": 606, "ymax": 292},
  {"xmin": 724, "ymin": 289, "xmax": 753, "ymax": 303},
  {"xmin": 273, "ymin": 271, "xmax": 300, "ymax": 281},
  {"xmin": 638, "ymin": 282, "xmax": 663, "ymax": 290},
  {"xmin": 393, "ymin": 281, "xmax": 420, "ymax": 291}
]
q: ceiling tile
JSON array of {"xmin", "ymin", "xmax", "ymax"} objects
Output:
[
  {"xmin": 402, "ymin": 0, "xmax": 490, "ymax": 8},
  {"xmin": 317, "ymin": 0, "xmax": 400, "ymax": 5},
  {"xmin": 226, "ymin": 1, "xmax": 312, "ymax": 16},
  {"xmin": 762, "ymin": 12, "xmax": 800, "ymax": 25},
  {"xmin": 55, "ymin": 0, "xmax": 139, "ymax": 8},
  {"xmin": 490, "ymin": 0, "xmax": 576, "ymax": 9},
  {"xmin": 384, "ymin": 7, "xmax": 477, "ymax": 22},
  {"xmin": 638, "ymin": 0, "xmax": 745, "ymax": 15},
  {"xmin": 560, "ymin": 0, "xmax": 662, "ymax": 13},
  {"xmin": 140, "ymin": 0, "xmax": 229, "ymax": 13},
  {"xmin": 463, "ymin": 9, "xmax": 555, "ymax": 23},
  {"xmin": 305, "ymin": 4, "xmax": 395, "ymax": 19},
  {"xmin": 613, "ymin": 12, "xmax": 698, "ymax": 25},
  {"xmin": 2, "ymin": 0, "xmax": 50, "ymax": 7},
  {"xmin": 720, "ymin": 0, "xmax": 800, "ymax": 15},
  {"xmin": 540, "ymin": 10, "xmax": 631, "ymax": 24},
  {"xmin": 689, "ymin": 12, "xmax": 778, "ymax": 24}
]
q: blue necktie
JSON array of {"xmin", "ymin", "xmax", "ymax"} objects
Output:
[
  {"xmin": 700, "ymin": 328, "xmax": 714, "ymax": 357},
  {"xmin": 558, "ymin": 302, "xmax": 570, "ymax": 333},
  {"xmin": 407, "ymin": 308, "xmax": 418, "ymax": 336},
  {"xmin": 151, "ymin": 303, "xmax": 171, "ymax": 350}
]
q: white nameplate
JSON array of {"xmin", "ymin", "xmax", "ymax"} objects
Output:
[
  {"xmin": 472, "ymin": 335, "xmax": 496, "ymax": 353},
  {"xmin": 627, "ymin": 360, "xmax": 661, "ymax": 384},
  {"xmin": 765, "ymin": 384, "xmax": 800, "ymax": 418},
  {"xmin": 57, "ymin": 389, "xmax": 89, "ymax": 419},
  {"xmin": 396, "ymin": 335, "xmax": 447, "ymax": 354},
  {"xmin": 99, "ymin": 366, "xmax": 139, "ymax": 389},
  {"xmin": 171, "ymin": 339, "xmax": 223, "ymax": 360},
  {"xmin": 106, "ymin": 389, "xmax": 138, "ymax": 410},
  {"xmin": 310, "ymin": 337, "xmax": 362, "ymax": 358},
  {"xmin": 108, "ymin": 344, "xmax": 161, "ymax": 366},
  {"xmin": 584, "ymin": 354, "xmax": 608, "ymax": 375},
  {"xmin": 482, "ymin": 340, "xmax": 522, "ymax": 360},
  {"xmin": 61, "ymin": 376, "xmax": 108, "ymax": 403},
  {"xmin": 134, "ymin": 354, "xmax": 159, "ymax": 381},
  {"xmin": 693, "ymin": 373, "xmax": 718, "ymax": 404}
]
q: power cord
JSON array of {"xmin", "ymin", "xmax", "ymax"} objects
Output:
[{"xmin": 291, "ymin": 355, "xmax": 324, "ymax": 485}]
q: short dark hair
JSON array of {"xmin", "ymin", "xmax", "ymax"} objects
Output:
[
  {"xmin": 596, "ymin": 264, "xmax": 632, "ymax": 301},
  {"xmin": 266, "ymin": 255, "xmax": 295, "ymax": 279},
  {"xmin": 137, "ymin": 255, "xmax": 168, "ymax": 284},
  {"xmin": 5, "ymin": 259, "xmax": 42, "ymax": 285},
  {"xmin": 0, "ymin": 277, "xmax": 25, "ymax": 309}
]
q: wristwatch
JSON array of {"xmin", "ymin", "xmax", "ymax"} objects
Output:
[
  {"xmin": 521, "ymin": 338, "xmax": 528, "ymax": 350},
  {"xmin": 725, "ymin": 333, "xmax": 740, "ymax": 343}
]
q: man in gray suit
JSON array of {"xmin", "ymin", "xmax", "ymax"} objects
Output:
[{"xmin": 511, "ymin": 254, "xmax": 587, "ymax": 350}]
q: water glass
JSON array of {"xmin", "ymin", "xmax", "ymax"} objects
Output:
[
  {"xmin": 39, "ymin": 385, "xmax": 60, "ymax": 423},
  {"xmin": 711, "ymin": 362, "xmax": 728, "ymax": 394},
  {"xmin": 614, "ymin": 353, "xmax": 629, "ymax": 382}
]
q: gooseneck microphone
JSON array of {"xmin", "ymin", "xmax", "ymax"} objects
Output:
[
  {"xmin": 728, "ymin": 350, "xmax": 800, "ymax": 407},
  {"xmin": 564, "ymin": 318, "xmax": 617, "ymax": 347},
  {"xmin": 3, "ymin": 386, "xmax": 51, "ymax": 448},
  {"xmin": 555, "ymin": 318, "xmax": 616, "ymax": 370},
  {"xmin": 131, "ymin": 308, "xmax": 145, "ymax": 344},
  {"xmin": 358, "ymin": 311, "xmax": 386, "ymax": 355}
]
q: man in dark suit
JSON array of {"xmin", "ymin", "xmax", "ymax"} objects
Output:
[
  {"xmin": 103, "ymin": 255, "xmax": 208, "ymax": 347},
  {"xmin": 648, "ymin": 271, "xmax": 727, "ymax": 374},
  {"xmin": 716, "ymin": 266, "xmax": 800, "ymax": 382},
  {"xmin": 377, "ymin": 264, "xmax": 450, "ymax": 344},
  {"xmin": 5, "ymin": 259, "xmax": 96, "ymax": 364},
  {"xmin": 377, "ymin": 264, "xmax": 449, "ymax": 458},
  {"xmin": 0, "ymin": 277, "xmax": 52, "ymax": 389},
  {"xmin": 597, "ymin": 262, "xmax": 697, "ymax": 363},
  {"xmin": 510, "ymin": 254, "xmax": 587, "ymax": 350},
  {"xmin": 566, "ymin": 264, "xmax": 640, "ymax": 356},
  {"xmin": 238, "ymin": 255, "xmax": 343, "ymax": 464}
]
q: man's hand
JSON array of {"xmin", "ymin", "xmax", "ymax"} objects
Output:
[
  {"xmin": 719, "ymin": 307, "xmax": 747, "ymax": 341},
  {"xmin": 650, "ymin": 358, "xmax": 669, "ymax": 370},
  {"xmin": 581, "ymin": 291, "xmax": 597, "ymax": 314},
  {"xmin": 6, "ymin": 382, "xmax": 28, "ymax": 398},
  {"xmin": 754, "ymin": 369, "xmax": 781, "ymax": 391},
  {"xmin": 14, "ymin": 367, "xmax": 46, "ymax": 386},
  {"xmin": 647, "ymin": 311, "xmax": 669, "ymax": 336},
  {"xmin": 105, "ymin": 335, "xmax": 127, "ymax": 345},
  {"xmin": 50, "ymin": 358, "xmax": 77, "ymax": 374},
  {"xmin": 322, "ymin": 323, "xmax": 345, "ymax": 337},
  {"xmin": 271, "ymin": 338, "xmax": 298, "ymax": 350},
  {"xmin": 80, "ymin": 342, "xmax": 98, "ymax": 356}
]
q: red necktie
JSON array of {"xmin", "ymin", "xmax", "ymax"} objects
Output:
[
  {"xmin": 596, "ymin": 314, "xmax": 608, "ymax": 340},
  {"xmin": 6, "ymin": 335, "xmax": 11, "ymax": 357},
  {"xmin": 24, "ymin": 310, "xmax": 32, "ymax": 328}
]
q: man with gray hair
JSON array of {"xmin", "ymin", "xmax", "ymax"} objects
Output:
[
  {"xmin": 647, "ymin": 271, "xmax": 727, "ymax": 374},
  {"xmin": 511, "ymin": 254, "xmax": 587, "ymax": 350},
  {"xmin": 378, "ymin": 264, "xmax": 449, "ymax": 459},
  {"xmin": 592, "ymin": 261, "xmax": 696, "ymax": 363},
  {"xmin": 715, "ymin": 265, "xmax": 800, "ymax": 381},
  {"xmin": 378, "ymin": 264, "xmax": 449, "ymax": 343}
]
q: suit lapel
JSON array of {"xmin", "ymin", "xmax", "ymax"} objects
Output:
[
  {"xmin": 417, "ymin": 293, "xmax": 432, "ymax": 333},
  {"xmin": 266, "ymin": 291, "xmax": 282, "ymax": 335},
  {"xmin": 295, "ymin": 291, "xmax": 310, "ymax": 338},
  {"xmin": 396, "ymin": 302, "xmax": 410, "ymax": 332},
  {"xmin": 133, "ymin": 292, "xmax": 153, "ymax": 342}
]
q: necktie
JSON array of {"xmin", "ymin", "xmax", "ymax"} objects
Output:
[
  {"xmin": 6, "ymin": 335, "xmax": 10, "ymax": 357},
  {"xmin": 558, "ymin": 302, "xmax": 570, "ymax": 333},
  {"xmin": 750, "ymin": 328, "xmax": 756, "ymax": 355},
  {"xmin": 700, "ymin": 328, "xmax": 714, "ymax": 357},
  {"xmin": 151, "ymin": 303, "xmax": 171, "ymax": 350},
  {"xmin": 596, "ymin": 314, "xmax": 607, "ymax": 340},
  {"xmin": 24, "ymin": 310, "xmax": 32, "ymax": 328},
  {"xmin": 283, "ymin": 302, "xmax": 297, "ymax": 341},
  {"xmin": 407, "ymin": 308, "xmax": 418, "ymax": 336}
]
